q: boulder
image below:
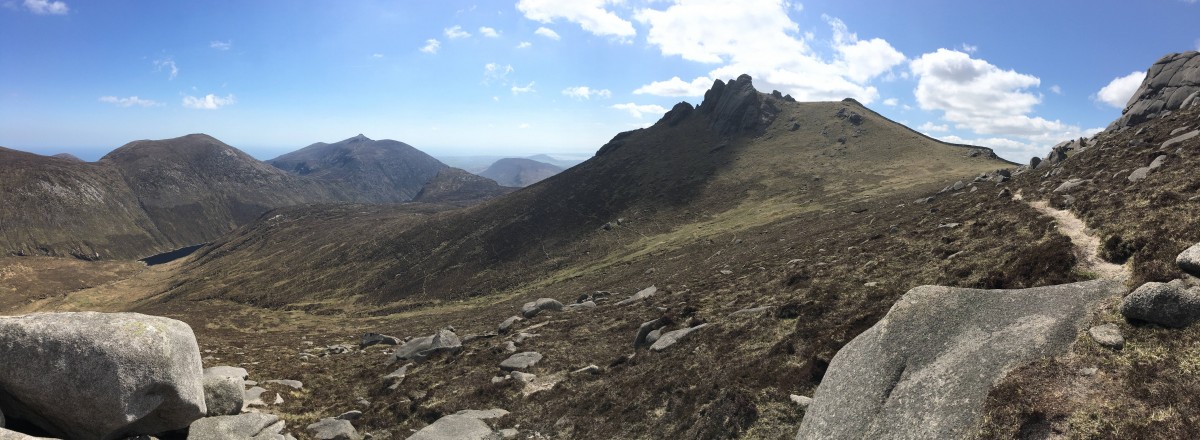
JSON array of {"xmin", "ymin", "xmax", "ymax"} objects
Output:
[
  {"xmin": 0, "ymin": 428, "xmax": 55, "ymax": 439},
  {"xmin": 1088, "ymin": 324, "xmax": 1125, "ymax": 349},
  {"xmin": 360, "ymin": 332, "xmax": 401, "ymax": 348},
  {"xmin": 649, "ymin": 324, "xmax": 709, "ymax": 352},
  {"xmin": 1111, "ymin": 52, "xmax": 1200, "ymax": 128},
  {"xmin": 789, "ymin": 395, "xmax": 813, "ymax": 408},
  {"xmin": 1053, "ymin": 178, "xmax": 1090, "ymax": 193},
  {"xmin": 1120, "ymin": 280, "xmax": 1200, "ymax": 328},
  {"xmin": 1163, "ymin": 129, "xmax": 1199, "ymax": 149},
  {"xmin": 406, "ymin": 409, "xmax": 508, "ymax": 440},
  {"xmin": 203, "ymin": 366, "xmax": 248, "ymax": 381},
  {"xmin": 497, "ymin": 316, "xmax": 523, "ymax": 334},
  {"xmin": 1127, "ymin": 155, "xmax": 1166, "ymax": 182},
  {"xmin": 389, "ymin": 329, "xmax": 462, "ymax": 363},
  {"xmin": 796, "ymin": 280, "xmax": 1122, "ymax": 439},
  {"xmin": 202, "ymin": 374, "xmax": 244, "ymax": 416},
  {"xmin": 633, "ymin": 317, "xmax": 669, "ymax": 347},
  {"xmin": 265, "ymin": 379, "xmax": 303, "ymax": 390},
  {"xmin": 0, "ymin": 312, "xmax": 206, "ymax": 440},
  {"xmin": 499, "ymin": 352, "xmax": 543, "ymax": 371},
  {"xmin": 306, "ymin": 418, "xmax": 359, "ymax": 440},
  {"xmin": 520, "ymin": 298, "xmax": 564, "ymax": 318},
  {"xmin": 336, "ymin": 411, "xmax": 362, "ymax": 421},
  {"xmin": 1177, "ymin": 242, "xmax": 1200, "ymax": 277},
  {"xmin": 243, "ymin": 387, "xmax": 269, "ymax": 409},
  {"xmin": 188, "ymin": 413, "xmax": 290, "ymax": 440},
  {"xmin": 616, "ymin": 286, "xmax": 658, "ymax": 306}
]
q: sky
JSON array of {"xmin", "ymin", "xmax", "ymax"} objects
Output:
[{"xmin": 1, "ymin": 0, "xmax": 1198, "ymax": 162}]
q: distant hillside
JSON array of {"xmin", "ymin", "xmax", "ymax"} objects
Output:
[
  {"xmin": 478, "ymin": 157, "xmax": 564, "ymax": 187},
  {"xmin": 413, "ymin": 167, "xmax": 515, "ymax": 204},
  {"xmin": 268, "ymin": 135, "xmax": 447, "ymax": 203}
]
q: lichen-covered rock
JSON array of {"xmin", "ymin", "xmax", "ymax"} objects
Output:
[
  {"xmin": 1177, "ymin": 242, "xmax": 1200, "ymax": 277},
  {"xmin": 797, "ymin": 280, "xmax": 1122, "ymax": 439},
  {"xmin": 0, "ymin": 312, "xmax": 206, "ymax": 440},
  {"xmin": 1120, "ymin": 280, "xmax": 1200, "ymax": 328}
]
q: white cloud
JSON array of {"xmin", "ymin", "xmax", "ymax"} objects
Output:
[
  {"xmin": 99, "ymin": 96, "xmax": 161, "ymax": 107},
  {"xmin": 153, "ymin": 58, "xmax": 178, "ymax": 80},
  {"xmin": 1094, "ymin": 71, "xmax": 1145, "ymax": 109},
  {"xmin": 611, "ymin": 102, "xmax": 668, "ymax": 118},
  {"xmin": 633, "ymin": 76, "xmax": 712, "ymax": 97},
  {"xmin": 371, "ymin": 53, "xmax": 384, "ymax": 59},
  {"xmin": 959, "ymin": 43, "xmax": 978, "ymax": 54},
  {"xmin": 882, "ymin": 98, "xmax": 898, "ymax": 106},
  {"xmin": 517, "ymin": 0, "xmax": 636, "ymax": 39},
  {"xmin": 633, "ymin": 0, "xmax": 905, "ymax": 103},
  {"xmin": 23, "ymin": 0, "xmax": 67, "ymax": 14},
  {"xmin": 210, "ymin": 40, "xmax": 232, "ymax": 51},
  {"xmin": 444, "ymin": 25, "xmax": 471, "ymax": 39},
  {"xmin": 562, "ymin": 86, "xmax": 612, "ymax": 99},
  {"xmin": 484, "ymin": 63, "xmax": 514, "ymax": 84},
  {"xmin": 182, "ymin": 94, "xmax": 236, "ymax": 110},
  {"xmin": 512, "ymin": 81, "xmax": 536, "ymax": 94},
  {"xmin": 917, "ymin": 121, "xmax": 948, "ymax": 132},
  {"xmin": 1049, "ymin": 84, "xmax": 1062, "ymax": 95},
  {"xmin": 479, "ymin": 27, "xmax": 500, "ymax": 38},
  {"xmin": 420, "ymin": 39, "xmax": 441, "ymax": 54},
  {"xmin": 534, "ymin": 27, "xmax": 561, "ymax": 40},
  {"xmin": 516, "ymin": 41, "xmax": 532, "ymax": 49}
]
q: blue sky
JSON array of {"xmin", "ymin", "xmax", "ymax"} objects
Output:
[{"xmin": 1, "ymin": 0, "xmax": 1197, "ymax": 162}]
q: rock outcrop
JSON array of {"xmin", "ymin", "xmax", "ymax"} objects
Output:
[
  {"xmin": 1110, "ymin": 51, "xmax": 1200, "ymax": 129},
  {"xmin": 0, "ymin": 312, "xmax": 206, "ymax": 440},
  {"xmin": 389, "ymin": 328, "xmax": 462, "ymax": 363},
  {"xmin": 697, "ymin": 74, "xmax": 781, "ymax": 137},
  {"xmin": 797, "ymin": 280, "xmax": 1123, "ymax": 439}
]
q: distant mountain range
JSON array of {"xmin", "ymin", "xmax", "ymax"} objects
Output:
[
  {"xmin": 0, "ymin": 134, "xmax": 508, "ymax": 259},
  {"xmin": 478, "ymin": 157, "xmax": 564, "ymax": 187}
]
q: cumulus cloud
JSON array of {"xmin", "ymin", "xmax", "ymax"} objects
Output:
[
  {"xmin": 444, "ymin": 25, "xmax": 471, "ymax": 39},
  {"xmin": 371, "ymin": 53, "xmax": 384, "ymax": 59},
  {"xmin": 182, "ymin": 94, "xmax": 236, "ymax": 110},
  {"xmin": 99, "ymin": 96, "xmax": 161, "ymax": 107},
  {"xmin": 1049, "ymin": 84, "xmax": 1062, "ymax": 95},
  {"xmin": 420, "ymin": 39, "xmax": 441, "ymax": 54},
  {"xmin": 633, "ymin": 0, "xmax": 905, "ymax": 103},
  {"xmin": 479, "ymin": 27, "xmax": 500, "ymax": 38},
  {"xmin": 516, "ymin": 41, "xmax": 532, "ymax": 49},
  {"xmin": 633, "ymin": 76, "xmax": 713, "ymax": 97},
  {"xmin": 512, "ymin": 81, "xmax": 536, "ymax": 94},
  {"xmin": 23, "ymin": 0, "xmax": 67, "ymax": 14},
  {"xmin": 210, "ymin": 40, "xmax": 232, "ymax": 51},
  {"xmin": 611, "ymin": 102, "xmax": 668, "ymax": 118},
  {"xmin": 882, "ymin": 98, "xmax": 898, "ymax": 106},
  {"xmin": 959, "ymin": 43, "xmax": 978, "ymax": 54},
  {"xmin": 517, "ymin": 0, "xmax": 635, "ymax": 39},
  {"xmin": 917, "ymin": 122, "xmax": 949, "ymax": 132},
  {"xmin": 153, "ymin": 58, "xmax": 178, "ymax": 80},
  {"xmin": 562, "ymin": 86, "xmax": 612, "ymax": 99},
  {"xmin": 534, "ymin": 27, "xmax": 561, "ymax": 40},
  {"xmin": 1094, "ymin": 71, "xmax": 1145, "ymax": 109}
]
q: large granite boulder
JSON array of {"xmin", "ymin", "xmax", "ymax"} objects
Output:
[
  {"xmin": 188, "ymin": 413, "xmax": 291, "ymax": 440},
  {"xmin": 0, "ymin": 312, "xmax": 206, "ymax": 440},
  {"xmin": 1120, "ymin": 280, "xmax": 1200, "ymax": 328},
  {"xmin": 1111, "ymin": 51, "xmax": 1200, "ymax": 129},
  {"xmin": 389, "ymin": 329, "xmax": 462, "ymax": 363},
  {"xmin": 797, "ymin": 280, "xmax": 1122, "ymax": 439},
  {"xmin": 406, "ymin": 409, "xmax": 508, "ymax": 440},
  {"xmin": 1177, "ymin": 242, "xmax": 1200, "ymax": 277}
]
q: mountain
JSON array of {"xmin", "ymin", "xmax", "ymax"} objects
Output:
[
  {"xmin": 267, "ymin": 134, "xmax": 448, "ymax": 203},
  {"xmin": 525, "ymin": 154, "xmax": 584, "ymax": 169},
  {"xmin": 0, "ymin": 147, "xmax": 166, "ymax": 259},
  {"xmin": 99, "ymin": 134, "xmax": 345, "ymax": 247},
  {"xmin": 478, "ymin": 157, "xmax": 564, "ymax": 187},
  {"xmin": 412, "ymin": 167, "xmax": 515, "ymax": 204}
]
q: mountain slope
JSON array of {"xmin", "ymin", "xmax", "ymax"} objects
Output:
[
  {"xmin": 0, "ymin": 147, "xmax": 167, "ymax": 259},
  {"xmin": 267, "ymin": 134, "xmax": 447, "ymax": 203},
  {"xmin": 478, "ymin": 157, "xmax": 564, "ymax": 187},
  {"xmin": 163, "ymin": 75, "xmax": 1010, "ymax": 307}
]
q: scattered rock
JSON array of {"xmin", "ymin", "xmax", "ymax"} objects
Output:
[
  {"xmin": 1120, "ymin": 280, "xmax": 1200, "ymax": 328},
  {"xmin": 997, "ymin": 188, "xmax": 1012, "ymax": 199},
  {"xmin": 0, "ymin": 312, "xmax": 206, "ymax": 440},
  {"xmin": 571, "ymin": 365, "xmax": 601, "ymax": 375},
  {"xmin": 1127, "ymin": 155, "xmax": 1166, "ymax": 182},
  {"xmin": 243, "ymin": 387, "xmax": 269, "ymax": 409},
  {"xmin": 461, "ymin": 333, "xmax": 497, "ymax": 343},
  {"xmin": 360, "ymin": 333, "xmax": 401, "ymax": 349},
  {"xmin": 502, "ymin": 341, "xmax": 517, "ymax": 353},
  {"xmin": 499, "ymin": 428, "xmax": 519, "ymax": 439},
  {"xmin": 1053, "ymin": 178, "xmax": 1090, "ymax": 193},
  {"xmin": 406, "ymin": 409, "xmax": 508, "ymax": 440},
  {"xmin": 718, "ymin": 269, "xmax": 734, "ymax": 275},
  {"xmin": 1163, "ymin": 129, "xmax": 1199, "ymax": 149},
  {"xmin": 306, "ymin": 417, "xmax": 359, "ymax": 440},
  {"xmin": 729, "ymin": 306, "xmax": 771, "ymax": 317},
  {"xmin": 499, "ymin": 352, "xmax": 543, "ymax": 371},
  {"xmin": 634, "ymin": 317, "xmax": 669, "ymax": 347},
  {"xmin": 565, "ymin": 301, "xmax": 596, "ymax": 311},
  {"xmin": 1088, "ymin": 324, "xmax": 1125, "ymax": 350},
  {"xmin": 616, "ymin": 286, "xmax": 658, "ymax": 306},
  {"xmin": 790, "ymin": 395, "xmax": 813, "ymax": 408},
  {"xmin": 796, "ymin": 280, "xmax": 1123, "ymax": 439},
  {"xmin": 337, "ymin": 411, "xmax": 362, "ymax": 421},
  {"xmin": 649, "ymin": 324, "xmax": 709, "ymax": 352},
  {"xmin": 187, "ymin": 413, "xmax": 290, "ymax": 440},
  {"xmin": 384, "ymin": 364, "xmax": 410, "ymax": 389},
  {"xmin": 389, "ymin": 329, "xmax": 462, "ymax": 363},
  {"xmin": 204, "ymin": 366, "xmax": 249, "ymax": 381},
  {"xmin": 513, "ymin": 332, "xmax": 538, "ymax": 344},
  {"xmin": 265, "ymin": 379, "xmax": 303, "ymax": 390},
  {"xmin": 645, "ymin": 328, "xmax": 664, "ymax": 345},
  {"xmin": 498, "ymin": 316, "xmax": 523, "ymax": 334},
  {"xmin": 510, "ymin": 371, "xmax": 537, "ymax": 384},
  {"xmin": 913, "ymin": 196, "xmax": 934, "ymax": 204},
  {"xmin": 520, "ymin": 298, "xmax": 564, "ymax": 318},
  {"xmin": 202, "ymin": 373, "xmax": 244, "ymax": 417},
  {"xmin": 1176, "ymin": 242, "xmax": 1200, "ymax": 277}
]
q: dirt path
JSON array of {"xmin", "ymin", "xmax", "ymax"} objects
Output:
[{"xmin": 1015, "ymin": 192, "xmax": 1130, "ymax": 282}]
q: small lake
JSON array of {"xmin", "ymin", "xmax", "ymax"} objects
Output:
[{"xmin": 139, "ymin": 243, "xmax": 207, "ymax": 266}]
